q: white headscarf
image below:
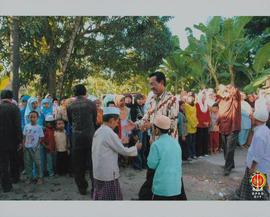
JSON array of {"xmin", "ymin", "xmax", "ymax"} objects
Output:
[{"xmin": 198, "ymin": 90, "xmax": 208, "ymax": 113}]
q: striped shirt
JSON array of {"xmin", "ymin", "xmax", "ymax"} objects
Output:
[{"xmin": 136, "ymin": 91, "xmax": 179, "ymax": 141}]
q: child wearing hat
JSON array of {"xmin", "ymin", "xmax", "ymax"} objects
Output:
[
  {"xmin": 92, "ymin": 107, "xmax": 142, "ymax": 200},
  {"xmin": 236, "ymin": 107, "xmax": 270, "ymax": 200},
  {"xmin": 42, "ymin": 114, "xmax": 56, "ymax": 177},
  {"xmin": 147, "ymin": 115, "xmax": 182, "ymax": 200}
]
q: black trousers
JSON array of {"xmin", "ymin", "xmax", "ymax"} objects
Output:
[
  {"xmin": 72, "ymin": 148, "xmax": 93, "ymax": 192},
  {"xmin": 9, "ymin": 150, "xmax": 21, "ymax": 182},
  {"xmin": 179, "ymin": 137, "xmax": 188, "ymax": 160},
  {"xmin": 153, "ymin": 194, "xmax": 182, "ymax": 200},
  {"xmin": 222, "ymin": 131, "xmax": 239, "ymax": 171},
  {"xmin": 0, "ymin": 151, "xmax": 13, "ymax": 192},
  {"xmin": 56, "ymin": 151, "xmax": 69, "ymax": 175},
  {"xmin": 139, "ymin": 168, "xmax": 187, "ymax": 200},
  {"xmin": 196, "ymin": 128, "xmax": 209, "ymax": 157}
]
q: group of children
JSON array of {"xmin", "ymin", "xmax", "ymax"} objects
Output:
[{"xmin": 20, "ymin": 94, "xmax": 71, "ymax": 184}]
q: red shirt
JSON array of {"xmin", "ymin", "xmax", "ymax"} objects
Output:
[
  {"xmin": 196, "ymin": 103, "xmax": 211, "ymax": 128},
  {"xmin": 216, "ymin": 88, "xmax": 241, "ymax": 135},
  {"xmin": 42, "ymin": 128, "xmax": 55, "ymax": 153}
]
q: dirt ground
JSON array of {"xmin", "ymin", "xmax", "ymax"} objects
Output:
[{"xmin": 0, "ymin": 147, "xmax": 263, "ymax": 200}]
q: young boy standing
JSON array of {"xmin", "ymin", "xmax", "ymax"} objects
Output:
[
  {"xmin": 236, "ymin": 108, "xmax": 270, "ymax": 200},
  {"xmin": 42, "ymin": 115, "xmax": 56, "ymax": 177},
  {"xmin": 92, "ymin": 107, "xmax": 142, "ymax": 200},
  {"xmin": 23, "ymin": 111, "xmax": 44, "ymax": 184},
  {"xmin": 55, "ymin": 119, "xmax": 70, "ymax": 176},
  {"xmin": 209, "ymin": 103, "xmax": 219, "ymax": 155},
  {"xmin": 147, "ymin": 115, "xmax": 182, "ymax": 200}
]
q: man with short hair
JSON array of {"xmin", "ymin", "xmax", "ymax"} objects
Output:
[
  {"xmin": 0, "ymin": 89, "xmax": 22, "ymax": 192},
  {"xmin": 67, "ymin": 84, "xmax": 97, "ymax": 195}
]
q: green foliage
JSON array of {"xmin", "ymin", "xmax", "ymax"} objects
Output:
[
  {"xmin": 253, "ymin": 42, "xmax": 270, "ymax": 74},
  {"xmin": 163, "ymin": 16, "xmax": 270, "ymax": 93},
  {"xmin": 0, "ymin": 16, "xmax": 173, "ymax": 97}
]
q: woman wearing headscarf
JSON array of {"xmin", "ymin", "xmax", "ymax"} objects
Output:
[
  {"xmin": 41, "ymin": 98, "xmax": 53, "ymax": 119},
  {"xmin": 103, "ymin": 94, "xmax": 116, "ymax": 108},
  {"xmin": 130, "ymin": 93, "xmax": 145, "ymax": 170},
  {"xmin": 114, "ymin": 95, "xmax": 131, "ymax": 167},
  {"xmin": 20, "ymin": 95, "xmax": 31, "ymax": 131},
  {"xmin": 114, "ymin": 95, "xmax": 131, "ymax": 140},
  {"xmin": 238, "ymin": 92, "xmax": 252, "ymax": 148},
  {"xmin": 25, "ymin": 97, "xmax": 45, "ymax": 127},
  {"xmin": 196, "ymin": 90, "xmax": 211, "ymax": 157}
]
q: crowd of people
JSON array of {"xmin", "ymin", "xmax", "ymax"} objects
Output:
[{"xmin": 0, "ymin": 71, "xmax": 270, "ymax": 200}]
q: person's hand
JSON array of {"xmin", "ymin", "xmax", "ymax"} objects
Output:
[
  {"xmin": 122, "ymin": 120, "xmax": 136, "ymax": 131},
  {"xmin": 132, "ymin": 135, "xmax": 139, "ymax": 142},
  {"xmin": 149, "ymin": 138, "xmax": 154, "ymax": 145},
  {"xmin": 34, "ymin": 146, "xmax": 39, "ymax": 152},
  {"xmin": 182, "ymin": 135, "xmax": 186, "ymax": 141},
  {"xmin": 144, "ymin": 121, "xmax": 151, "ymax": 130},
  {"xmin": 67, "ymin": 150, "xmax": 70, "ymax": 155},
  {"xmin": 213, "ymin": 125, "xmax": 219, "ymax": 131},
  {"xmin": 121, "ymin": 137, "xmax": 129, "ymax": 144},
  {"xmin": 204, "ymin": 122, "xmax": 209, "ymax": 127},
  {"xmin": 135, "ymin": 141, "xmax": 142, "ymax": 150},
  {"xmin": 22, "ymin": 144, "xmax": 26, "ymax": 151}
]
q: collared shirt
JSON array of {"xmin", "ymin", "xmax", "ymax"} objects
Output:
[
  {"xmin": 92, "ymin": 125, "xmax": 137, "ymax": 181},
  {"xmin": 147, "ymin": 134, "xmax": 182, "ymax": 196},
  {"xmin": 246, "ymin": 124, "xmax": 270, "ymax": 174},
  {"xmin": 136, "ymin": 91, "xmax": 179, "ymax": 141}
]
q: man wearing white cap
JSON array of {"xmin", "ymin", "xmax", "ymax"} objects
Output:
[
  {"xmin": 92, "ymin": 107, "xmax": 142, "ymax": 200},
  {"xmin": 236, "ymin": 107, "xmax": 270, "ymax": 200},
  {"xmin": 147, "ymin": 115, "xmax": 182, "ymax": 200}
]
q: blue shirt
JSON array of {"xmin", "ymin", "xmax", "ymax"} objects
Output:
[{"xmin": 147, "ymin": 134, "xmax": 182, "ymax": 197}]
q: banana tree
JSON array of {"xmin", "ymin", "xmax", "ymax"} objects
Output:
[
  {"xmin": 185, "ymin": 16, "xmax": 224, "ymax": 89},
  {"xmin": 216, "ymin": 16, "xmax": 253, "ymax": 86},
  {"xmin": 159, "ymin": 36, "xmax": 192, "ymax": 93},
  {"xmin": 243, "ymin": 42, "xmax": 270, "ymax": 93}
]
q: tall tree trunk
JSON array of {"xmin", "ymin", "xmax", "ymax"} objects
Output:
[
  {"xmin": 229, "ymin": 65, "xmax": 234, "ymax": 86},
  {"xmin": 10, "ymin": 16, "xmax": 20, "ymax": 102},
  {"xmin": 58, "ymin": 16, "xmax": 82, "ymax": 98},
  {"xmin": 48, "ymin": 70, "xmax": 56, "ymax": 98},
  {"xmin": 209, "ymin": 69, "xmax": 219, "ymax": 89}
]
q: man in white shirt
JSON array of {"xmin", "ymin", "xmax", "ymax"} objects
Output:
[{"xmin": 236, "ymin": 107, "xmax": 270, "ymax": 200}]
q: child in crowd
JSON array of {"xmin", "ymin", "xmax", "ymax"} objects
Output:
[
  {"xmin": 42, "ymin": 115, "xmax": 56, "ymax": 177},
  {"xmin": 178, "ymin": 101, "xmax": 189, "ymax": 161},
  {"xmin": 22, "ymin": 111, "xmax": 44, "ymax": 184},
  {"xmin": 55, "ymin": 119, "xmax": 70, "ymax": 176},
  {"xmin": 92, "ymin": 107, "xmax": 142, "ymax": 200},
  {"xmin": 107, "ymin": 101, "xmax": 115, "ymax": 107},
  {"xmin": 148, "ymin": 115, "xmax": 182, "ymax": 200},
  {"xmin": 185, "ymin": 95, "xmax": 199, "ymax": 159},
  {"xmin": 209, "ymin": 103, "xmax": 219, "ymax": 155}
]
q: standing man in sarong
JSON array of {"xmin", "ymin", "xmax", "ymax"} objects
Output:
[
  {"xmin": 236, "ymin": 107, "xmax": 270, "ymax": 200},
  {"xmin": 216, "ymin": 84, "xmax": 241, "ymax": 176}
]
